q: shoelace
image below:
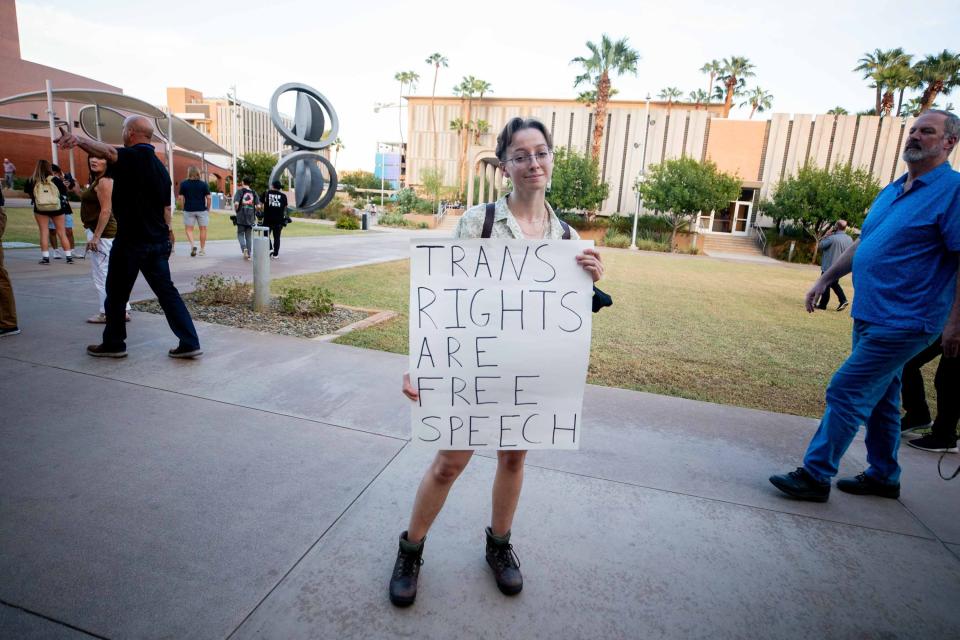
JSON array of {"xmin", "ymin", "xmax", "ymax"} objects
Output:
[
  {"xmin": 394, "ymin": 551, "xmax": 424, "ymax": 578},
  {"xmin": 491, "ymin": 544, "xmax": 521, "ymax": 570}
]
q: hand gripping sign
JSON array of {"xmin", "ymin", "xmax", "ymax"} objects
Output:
[
  {"xmin": 409, "ymin": 238, "xmax": 594, "ymax": 450},
  {"xmin": 268, "ymin": 83, "xmax": 339, "ymax": 213}
]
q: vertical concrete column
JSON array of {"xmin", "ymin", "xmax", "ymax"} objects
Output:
[
  {"xmin": 487, "ymin": 164, "xmax": 496, "ymax": 201},
  {"xmin": 466, "ymin": 157, "xmax": 476, "ymax": 208},
  {"xmin": 478, "ymin": 161, "xmax": 487, "ymax": 203}
]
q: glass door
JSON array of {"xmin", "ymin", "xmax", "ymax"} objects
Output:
[{"xmin": 732, "ymin": 201, "xmax": 751, "ymax": 235}]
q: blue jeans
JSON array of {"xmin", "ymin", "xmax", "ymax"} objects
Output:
[
  {"xmin": 803, "ymin": 320, "xmax": 937, "ymax": 485},
  {"xmin": 103, "ymin": 239, "xmax": 199, "ymax": 351}
]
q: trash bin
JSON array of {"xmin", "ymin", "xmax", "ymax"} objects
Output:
[
  {"xmin": 361, "ymin": 213, "xmax": 368, "ymax": 230},
  {"xmin": 211, "ymin": 193, "xmax": 222, "ymax": 210}
]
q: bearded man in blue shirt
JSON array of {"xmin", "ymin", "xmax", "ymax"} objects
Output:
[{"xmin": 771, "ymin": 109, "xmax": 960, "ymax": 501}]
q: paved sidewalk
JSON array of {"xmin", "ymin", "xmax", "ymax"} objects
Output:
[{"xmin": 1, "ymin": 234, "xmax": 958, "ymax": 639}]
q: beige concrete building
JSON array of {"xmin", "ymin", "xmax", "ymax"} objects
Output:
[
  {"xmin": 166, "ymin": 87, "xmax": 292, "ymax": 158},
  {"xmin": 405, "ymin": 95, "xmax": 960, "ymax": 236}
]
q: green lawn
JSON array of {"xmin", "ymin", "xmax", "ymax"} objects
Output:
[
  {"xmin": 1, "ymin": 207, "xmax": 356, "ymax": 244},
  {"xmin": 272, "ymin": 250, "xmax": 939, "ymax": 419}
]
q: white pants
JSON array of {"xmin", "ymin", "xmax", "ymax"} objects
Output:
[{"xmin": 86, "ymin": 230, "xmax": 130, "ymax": 313}]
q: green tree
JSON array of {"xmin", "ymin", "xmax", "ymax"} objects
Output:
[
  {"xmin": 332, "ymin": 137, "xmax": 344, "ymax": 169},
  {"xmin": 688, "ymin": 89, "xmax": 709, "ymax": 109},
  {"xmin": 855, "ymin": 48, "xmax": 912, "ymax": 115},
  {"xmin": 237, "ymin": 152, "xmax": 280, "ymax": 194},
  {"xmin": 425, "ymin": 53, "xmax": 449, "ymax": 164},
  {"xmin": 718, "ymin": 56, "xmax": 755, "ymax": 117},
  {"xmin": 571, "ymin": 34, "xmax": 640, "ymax": 162},
  {"xmin": 826, "ymin": 106, "xmax": 849, "ymax": 115},
  {"xmin": 473, "ymin": 119, "xmax": 490, "ymax": 145},
  {"xmin": 740, "ymin": 86, "xmax": 773, "ymax": 118},
  {"xmin": 699, "ymin": 59, "xmax": 722, "ymax": 103},
  {"xmin": 548, "ymin": 147, "xmax": 609, "ymax": 213},
  {"xmin": 636, "ymin": 157, "xmax": 741, "ymax": 251},
  {"xmin": 657, "ymin": 86, "xmax": 683, "ymax": 111},
  {"xmin": 421, "ymin": 166, "xmax": 445, "ymax": 210},
  {"xmin": 339, "ymin": 170, "xmax": 382, "ymax": 191},
  {"xmin": 394, "ymin": 70, "xmax": 420, "ymax": 175},
  {"xmin": 452, "ymin": 75, "xmax": 493, "ymax": 195},
  {"xmin": 764, "ymin": 164, "xmax": 879, "ymax": 263},
  {"xmin": 914, "ymin": 49, "xmax": 960, "ymax": 112}
]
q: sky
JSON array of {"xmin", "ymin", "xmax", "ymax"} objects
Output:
[{"xmin": 15, "ymin": 0, "xmax": 960, "ymax": 171}]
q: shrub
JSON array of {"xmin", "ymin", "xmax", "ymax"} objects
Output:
[
  {"xmin": 417, "ymin": 221, "xmax": 430, "ymax": 229},
  {"xmin": 378, "ymin": 212, "xmax": 411, "ymax": 228},
  {"xmin": 602, "ymin": 229, "xmax": 632, "ymax": 248},
  {"xmin": 635, "ymin": 239, "xmax": 670, "ymax": 252},
  {"xmin": 191, "ymin": 273, "xmax": 251, "ymax": 306},
  {"xmin": 278, "ymin": 286, "xmax": 334, "ymax": 316},
  {"xmin": 335, "ymin": 213, "xmax": 360, "ymax": 230}
]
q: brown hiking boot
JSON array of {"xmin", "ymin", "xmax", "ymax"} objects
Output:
[
  {"xmin": 485, "ymin": 527, "xmax": 522, "ymax": 595},
  {"xmin": 389, "ymin": 531, "xmax": 424, "ymax": 607}
]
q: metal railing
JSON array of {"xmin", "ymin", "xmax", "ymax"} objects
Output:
[{"xmin": 752, "ymin": 223, "xmax": 768, "ymax": 255}]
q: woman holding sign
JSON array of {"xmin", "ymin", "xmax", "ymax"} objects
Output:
[{"xmin": 390, "ymin": 117, "xmax": 605, "ymax": 607}]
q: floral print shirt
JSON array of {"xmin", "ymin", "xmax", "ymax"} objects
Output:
[{"xmin": 453, "ymin": 195, "xmax": 580, "ymax": 241}]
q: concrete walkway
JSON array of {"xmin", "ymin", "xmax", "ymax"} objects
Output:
[{"xmin": 1, "ymin": 233, "xmax": 958, "ymax": 640}]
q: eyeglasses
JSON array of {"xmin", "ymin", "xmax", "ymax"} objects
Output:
[{"xmin": 505, "ymin": 150, "xmax": 553, "ymax": 167}]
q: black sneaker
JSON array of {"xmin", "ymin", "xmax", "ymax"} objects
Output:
[
  {"xmin": 0, "ymin": 327, "xmax": 21, "ymax": 337},
  {"xmin": 906, "ymin": 434, "xmax": 958, "ymax": 454},
  {"xmin": 769, "ymin": 467, "xmax": 830, "ymax": 502},
  {"xmin": 168, "ymin": 345, "xmax": 203, "ymax": 359},
  {"xmin": 485, "ymin": 527, "xmax": 523, "ymax": 595},
  {"xmin": 65, "ymin": 256, "xmax": 74, "ymax": 264},
  {"xmin": 191, "ymin": 246, "xmax": 197, "ymax": 257},
  {"xmin": 901, "ymin": 414, "xmax": 933, "ymax": 437},
  {"xmin": 389, "ymin": 531, "xmax": 424, "ymax": 607},
  {"xmin": 38, "ymin": 257, "xmax": 50, "ymax": 265},
  {"xmin": 836, "ymin": 301, "xmax": 849, "ymax": 311},
  {"xmin": 87, "ymin": 343, "xmax": 127, "ymax": 358},
  {"xmin": 836, "ymin": 472, "xmax": 900, "ymax": 498}
]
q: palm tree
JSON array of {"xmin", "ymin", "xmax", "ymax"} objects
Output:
[
  {"xmin": 914, "ymin": 49, "xmax": 960, "ymax": 112},
  {"xmin": 452, "ymin": 76, "xmax": 492, "ymax": 195},
  {"xmin": 332, "ymin": 137, "xmax": 344, "ymax": 169},
  {"xmin": 855, "ymin": 49, "xmax": 887, "ymax": 115},
  {"xmin": 901, "ymin": 97, "xmax": 924, "ymax": 117},
  {"xmin": 699, "ymin": 59, "xmax": 722, "ymax": 103},
  {"xmin": 740, "ymin": 87, "xmax": 773, "ymax": 119},
  {"xmin": 718, "ymin": 56, "xmax": 755, "ymax": 117},
  {"xmin": 449, "ymin": 117, "xmax": 470, "ymax": 196},
  {"xmin": 393, "ymin": 70, "xmax": 420, "ymax": 148},
  {"xmin": 473, "ymin": 119, "xmax": 490, "ymax": 145},
  {"xmin": 576, "ymin": 88, "xmax": 619, "ymax": 109},
  {"xmin": 425, "ymin": 53, "xmax": 448, "ymax": 165},
  {"xmin": 688, "ymin": 89, "xmax": 709, "ymax": 109},
  {"xmin": 657, "ymin": 87, "xmax": 683, "ymax": 111},
  {"xmin": 571, "ymin": 34, "xmax": 640, "ymax": 162},
  {"xmin": 826, "ymin": 106, "xmax": 849, "ymax": 115},
  {"xmin": 855, "ymin": 48, "xmax": 911, "ymax": 116}
]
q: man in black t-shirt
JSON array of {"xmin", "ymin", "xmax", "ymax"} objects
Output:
[
  {"xmin": 261, "ymin": 180, "xmax": 288, "ymax": 258},
  {"xmin": 56, "ymin": 115, "xmax": 201, "ymax": 359},
  {"xmin": 177, "ymin": 165, "xmax": 211, "ymax": 257}
]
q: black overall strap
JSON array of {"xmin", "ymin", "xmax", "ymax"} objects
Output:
[
  {"xmin": 560, "ymin": 220, "xmax": 571, "ymax": 240},
  {"xmin": 481, "ymin": 202, "xmax": 496, "ymax": 238}
]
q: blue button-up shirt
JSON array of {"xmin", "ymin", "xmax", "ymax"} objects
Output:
[{"xmin": 852, "ymin": 162, "xmax": 960, "ymax": 333}]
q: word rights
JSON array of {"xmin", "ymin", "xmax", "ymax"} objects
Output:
[{"xmin": 408, "ymin": 238, "xmax": 594, "ymax": 450}]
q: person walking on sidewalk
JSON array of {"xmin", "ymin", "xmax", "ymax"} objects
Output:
[
  {"xmin": 261, "ymin": 180, "xmax": 287, "ymax": 259},
  {"xmin": 178, "ymin": 165, "xmax": 210, "ymax": 257},
  {"xmin": 816, "ymin": 220, "xmax": 853, "ymax": 311},
  {"xmin": 3, "ymin": 158, "xmax": 15, "ymax": 190},
  {"xmin": 389, "ymin": 117, "xmax": 606, "ymax": 607},
  {"xmin": 55, "ymin": 115, "xmax": 202, "ymax": 359},
  {"xmin": 0, "ymin": 190, "xmax": 20, "ymax": 337},
  {"xmin": 79, "ymin": 156, "xmax": 131, "ymax": 324},
  {"xmin": 25, "ymin": 159, "xmax": 73, "ymax": 264},
  {"xmin": 770, "ymin": 110, "xmax": 960, "ymax": 502},
  {"xmin": 232, "ymin": 176, "xmax": 258, "ymax": 260},
  {"xmin": 900, "ymin": 338, "xmax": 959, "ymax": 453}
]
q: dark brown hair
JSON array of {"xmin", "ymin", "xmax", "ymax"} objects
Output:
[{"xmin": 495, "ymin": 117, "xmax": 553, "ymax": 161}]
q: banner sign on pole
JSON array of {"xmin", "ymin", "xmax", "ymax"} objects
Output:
[{"xmin": 408, "ymin": 238, "xmax": 593, "ymax": 450}]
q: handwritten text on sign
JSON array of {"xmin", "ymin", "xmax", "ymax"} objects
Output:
[{"xmin": 409, "ymin": 239, "xmax": 593, "ymax": 450}]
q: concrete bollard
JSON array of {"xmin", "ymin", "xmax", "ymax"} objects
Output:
[{"xmin": 252, "ymin": 225, "xmax": 271, "ymax": 311}]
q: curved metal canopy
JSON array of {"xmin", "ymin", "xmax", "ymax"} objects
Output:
[
  {"xmin": 0, "ymin": 88, "xmax": 166, "ymax": 118},
  {"xmin": 155, "ymin": 114, "xmax": 230, "ymax": 156},
  {"xmin": 0, "ymin": 114, "xmax": 66, "ymax": 130},
  {"xmin": 77, "ymin": 105, "xmax": 164, "ymax": 145}
]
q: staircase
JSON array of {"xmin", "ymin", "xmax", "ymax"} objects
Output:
[
  {"xmin": 438, "ymin": 211, "xmax": 463, "ymax": 232},
  {"xmin": 701, "ymin": 234, "xmax": 766, "ymax": 257}
]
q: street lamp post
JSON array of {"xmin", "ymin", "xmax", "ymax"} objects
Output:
[
  {"xmin": 630, "ymin": 94, "xmax": 654, "ymax": 251},
  {"xmin": 379, "ymin": 143, "xmax": 386, "ymax": 206}
]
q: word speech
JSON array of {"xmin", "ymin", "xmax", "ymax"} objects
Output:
[{"xmin": 408, "ymin": 238, "xmax": 593, "ymax": 450}]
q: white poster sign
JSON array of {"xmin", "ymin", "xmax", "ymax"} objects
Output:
[{"xmin": 408, "ymin": 238, "xmax": 593, "ymax": 450}]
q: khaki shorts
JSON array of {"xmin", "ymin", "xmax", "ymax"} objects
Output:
[{"xmin": 183, "ymin": 210, "xmax": 209, "ymax": 227}]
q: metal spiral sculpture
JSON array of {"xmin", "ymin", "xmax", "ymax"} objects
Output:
[{"xmin": 268, "ymin": 83, "xmax": 339, "ymax": 213}]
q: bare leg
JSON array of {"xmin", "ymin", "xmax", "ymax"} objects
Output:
[
  {"xmin": 199, "ymin": 225, "xmax": 207, "ymax": 251},
  {"xmin": 52, "ymin": 216, "xmax": 70, "ymax": 251},
  {"xmin": 407, "ymin": 450, "xmax": 474, "ymax": 542},
  {"xmin": 491, "ymin": 450, "xmax": 527, "ymax": 536},
  {"xmin": 184, "ymin": 224, "xmax": 195, "ymax": 248},
  {"xmin": 65, "ymin": 227, "xmax": 75, "ymax": 251},
  {"xmin": 34, "ymin": 214, "xmax": 50, "ymax": 252}
]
